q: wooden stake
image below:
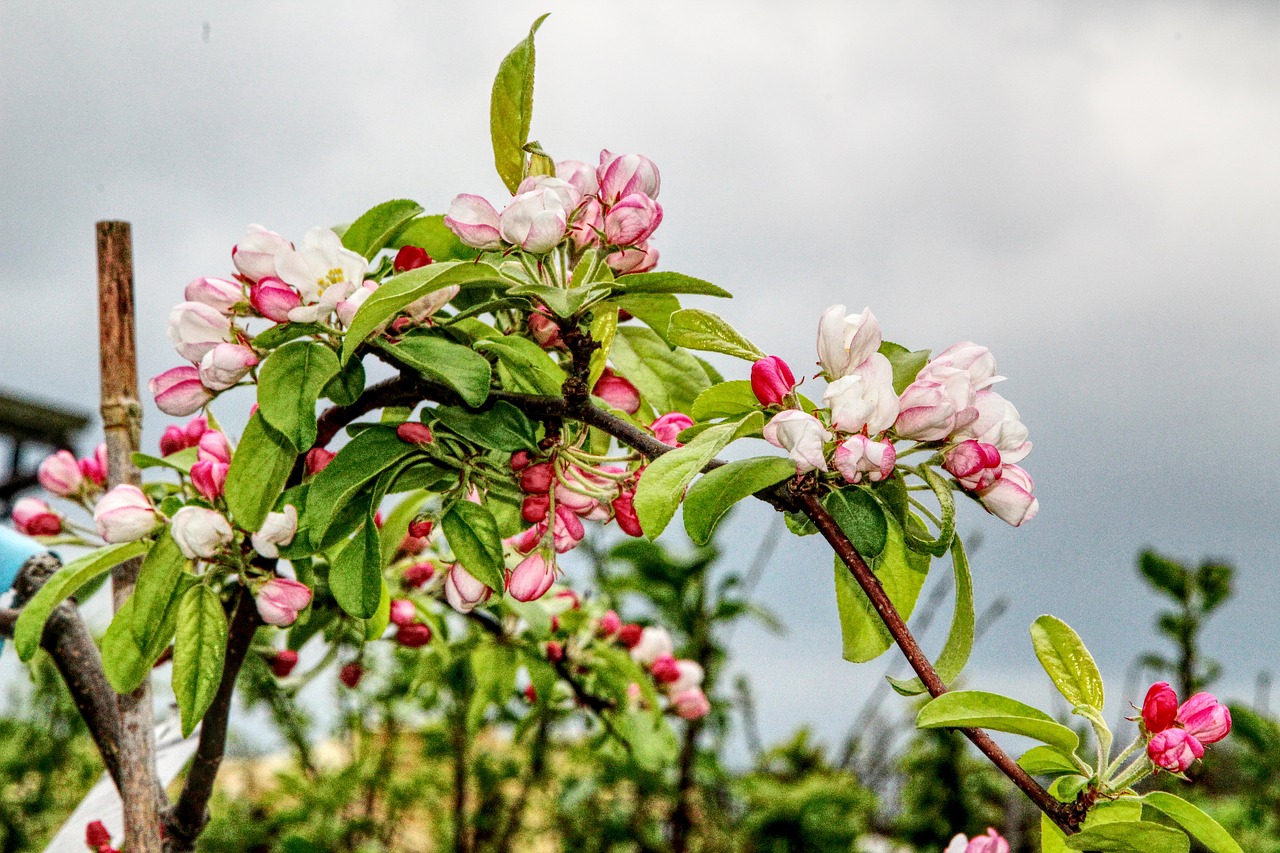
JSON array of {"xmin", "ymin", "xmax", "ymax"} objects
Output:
[{"xmin": 97, "ymin": 220, "xmax": 164, "ymax": 852}]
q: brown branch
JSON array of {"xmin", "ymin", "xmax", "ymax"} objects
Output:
[{"xmin": 164, "ymin": 586, "xmax": 261, "ymax": 850}]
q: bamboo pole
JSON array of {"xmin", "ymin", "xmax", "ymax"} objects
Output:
[{"xmin": 97, "ymin": 220, "xmax": 164, "ymax": 852}]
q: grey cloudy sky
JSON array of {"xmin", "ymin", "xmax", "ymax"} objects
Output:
[{"xmin": 2, "ymin": 1, "xmax": 1278, "ymax": 756}]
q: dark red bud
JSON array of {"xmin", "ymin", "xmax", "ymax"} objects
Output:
[
  {"xmin": 396, "ymin": 422, "xmax": 435, "ymax": 445},
  {"xmin": 523, "ymin": 684, "xmax": 537, "ymax": 703},
  {"xmin": 305, "ymin": 448, "xmax": 336, "ymax": 475},
  {"xmin": 271, "ymin": 649, "xmax": 299, "ymax": 678},
  {"xmin": 522, "ymin": 493, "xmax": 550, "ymax": 523},
  {"xmin": 510, "ymin": 450, "xmax": 531, "ymax": 471},
  {"xmin": 408, "ymin": 517, "xmax": 434, "ymax": 538},
  {"xmin": 520, "ymin": 462, "xmax": 554, "ymax": 494},
  {"xmin": 618, "ymin": 624, "xmax": 644, "ymax": 648},
  {"xmin": 339, "ymin": 662, "xmax": 364, "ymax": 688},
  {"xmin": 403, "ymin": 561, "xmax": 436, "ymax": 588},
  {"xmin": 86, "ymin": 820, "xmax": 112, "ymax": 847},
  {"xmin": 546, "ymin": 641, "xmax": 565, "ymax": 663},
  {"xmin": 396, "ymin": 623, "xmax": 432, "ymax": 648},
  {"xmin": 393, "ymin": 245, "xmax": 433, "ymax": 272}
]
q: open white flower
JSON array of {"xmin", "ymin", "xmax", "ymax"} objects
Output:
[{"xmin": 274, "ymin": 227, "xmax": 369, "ymax": 321}]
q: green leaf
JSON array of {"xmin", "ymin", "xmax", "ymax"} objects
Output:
[
  {"xmin": 392, "ymin": 215, "xmax": 480, "ymax": 262},
  {"xmin": 442, "ymin": 501, "xmax": 505, "ymax": 592},
  {"xmin": 683, "ymin": 456, "xmax": 794, "ymax": 545},
  {"xmin": 300, "ymin": 426, "xmax": 415, "ymax": 543},
  {"xmin": 251, "ymin": 322, "xmax": 328, "ymax": 351},
  {"xmin": 363, "ymin": 579, "xmax": 392, "ymax": 641},
  {"xmin": 879, "ymin": 340, "xmax": 931, "ymax": 395},
  {"xmin": 666, "ymin": 309, "xmax": 766, "ymax": 362},
  {"xmin": 341, "ymin": 199, "xmax": 424, "ymax": 260},
  {"xmin": 608, "ymin": 326, "xmax": 711, "ymax": 415},
  {"xmin": 257, "ymin": 341, "xmax": 341, "ymax": 452},
  {"xmin": 130, "ymin": 531, "xmax": 190, "ymax": 652},
  {"xmin": 375, "ymin": 332, "xmax": 493, "ymax": 407},
  {"xmin": 1043, "ymin": 796, "xmax": 1140, "ymax": 853},
  {"xmin": 473, "ymin": 335, "xmax": 565, "ymax": 396},
  {"xmin": 887, "ymin": 535, "xmax": 974, "ymax": 695},
  {"xmin": 433, "ymin": 402, "xmax": 537, "ymax": 452},
  {"xmin": 490, "ymin": 15, "xmax": 549, "ymax": 193},
  {"xmin": 330, "ymin": 510, "xmax": 384, "ymax": 619},
  {"xmin": 616, "ymin": 709, "xmax": 680, "ymax": 772},
  {"xmin": 833, "ymin": 513, "xmax": 930, "ymax": 663},
  {"xmin": 323, "ymin": 356, "xmax": 366, "ymax": 407},
  {"xmin": 102, "ymin": 577, "xmax": 192, "ymax": 694},
  {"xmin": 1140, "ymin": 792, "xmax": 1243, "ymax": 853},
  {"xmin": 691, "ymin": 381, "xmax": 759, "ymax": 421},
  {"xmin": 611, "ymin": 271, "xmax": 731, "ymax": 298},
  {"xmin": 341, "ymin": 261, "xmax": 508, "ymax": 362},
  {"xmin": 633, "ymin": 413, "xmax": 762, "ymax": 539},
  {"xmin": 173, "ymin": 584, "xmax": 228, "ymax": 737},
  {"xmin": 916, "ymin": 690, "xmax": 1080, "ymax": 754},
  {"xmin": 611, "ymin": 294, "xmax": 680, "ymax": 346},
  {"xmin": 132, "ymin": 446, "xmax": 198, "ymax": 475},
  {"xmin": 902, "ymin": 465, "xmax": 955, "ymax": 556},
  {"xmin": 225, "ymin": 412, "xmax": 297, "ymax": 532},
  {"xmin": 824, "ymin": 487, "xmax": 888, "ymax": 559},
  {"xmin": 1065, "ymin": 823, "xmax": 1189, "ymax": 853},
  {"xmin": 1017, "ymin": 745, "xmax": 1081, "ymax": 776},
  {"xmin": 1031, "ymin": 615, "xmax": 1106, "ymax": 711},
  {"xmin": 587, "ymin": 304, "xmax": 618, "ymax": 388},
  {"xmin": 14, "ymin": 541, "xmax": 149, "ymax": 661},
  {"xmin": 508, "ymin": 281, "xmax": 608, "ymax": 318}
]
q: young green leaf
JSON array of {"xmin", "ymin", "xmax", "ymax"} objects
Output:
[
  {"xmin": 902, "ymin": 464, "xmax": 955, "ymax": 556},
  {"xmin": 608, "ymin": 325, "xmax": 711, "ymax": 415},
  {"xmin": 173, "ymin": 584, "xmax": 228, "ymax": 737},
  {"xmin": 375, "ymin": 332, "xmax": 493, "ymax": 407},
  {"xmin": 1140, "ymin": 792, "xmax": 1243, "ymax": 853},
  {"xmin": 323, "ymin": 356, "xmax": 366, "ymax": 407},
  {"xmin": 833, "ymin": 512, "xmax": 930, "ymax": 663},
  {"xmin": 1031, "ymin": 614, "xmax": 1105, "ymax": 711},
  {"xmin": 330, "ymin": 511, "xmax": 384, "ymax": 619},
  {"xmin": 611, "ymin": 293, "xmax": 680, "ymax": 346},
  {"xmin": 102, "ymin": 577, "xmax": 193, "ymax": 694},
  {"xmin": 888, "ymin": 535, "xmax": 974, "ymax": 695},
  {"xmin": 916, "ymin": 690, "xmax": 1080, "ymax": 754},
  {"xmin": 129, "ymin": 531, "xmax": 190, "ymax": 652},
  {"xmin": 879, "ymin": 340, "xmax": 931, "ymax": 395},
  {"xmin": 14, "ymin": 540, "xmax": 149, "ymax": 661},
  {"xmin": 610, "ymin": 271, "xmax": 731, "ymax": 298},
  {"xmin": 682, "ymin": 456, "xmax": 795, "ymax": 545},
  {"xmin": 250, "ymin": 321, "xmax": 328, "ymax": 351},
  {"xmin": 1016, "ymin": 745, "xmax": 1081, "ymax": 776},
  {"xmin": 490, "ymin": 15, "xmax": 549, "ymax": 193},
  {"xmin": 442, "ymin": 500, "xmax": 505, "ymax": 592},
  {"xmin": 667, "ymin": 308, "xmax": 766, "ymax": 362},
  {"xmin": 824, "ymin": 487, "xmax": 888, "ymax": 559},
  {"xmin": 433, "ymin": 402, "xmax": 538, "ymax": 452},
  {"xmin": 1064, "ymin": 822, "xmax": 1189, "ymax": 853},
  {"xmin": 691, "ymin": 381, "xmax": 760, "ymax": 421},
  {"xmin": 1043, "ymin": 793, "xmax": 1142, "ymax": 853},
  {"xmin": 633, "ymin": 413, "xmax": 762, "ymax": 539},
  {"xmin": 225, "ymin": 412, "xmax": 297, "ymax": 532},
  {"xmin": 473, "ymin": 335, "xmax": 566, "ymax": 396},
  {"xmin": 132, "ymin": 446, "xmax": 199, "ymax": 475},
  {"xmin": 392, "ymin": 215, "xmax": 480, "ymax": 262},
  {"xmin": 300, "ymin": 426, "xmax": 415, "ymax": 542},
  {"xmin": 587, "ymin": 304, "xmax": 618, "ymax": 388},
  {"xmin": 340, "ymin": 199, "xmax": 424, "ymax": 260},
  {"xmin": 257, "ymin": 341, "xmax": 341, "ymax": 452}
]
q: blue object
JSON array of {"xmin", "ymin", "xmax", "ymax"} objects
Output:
[{"xmin": 0, "ymin": 525, "xmax": 45, "ymax": 595}]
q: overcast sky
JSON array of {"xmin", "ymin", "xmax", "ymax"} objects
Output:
[{"xmin": 2, "ymin": 1, "xmax": 1278, "ymax": 758}]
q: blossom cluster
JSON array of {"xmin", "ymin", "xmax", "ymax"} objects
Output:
[
  {"xmin": 759, "ymin": 305, "xmax": 1039, "ymax": 527},
  {"xmin": 445, "ymin": 151, "xmax": 662, "ymax": 274},
  {"xmin": 1140, "ymin": 681, "xmax": 1231, "ymax": 773},
  {"xmin": 944, "ymin": 829, "xmax": 1009, "ymax": 853}
]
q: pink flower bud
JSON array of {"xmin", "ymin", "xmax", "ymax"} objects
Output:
[
  {"xmin": 167, "ymin": 301, "xmax": 233, "ymax": 363},
  {"xmin": 612, "ymin": 490, "xmax": 643, "ymax": 537},
  {"xmin": 976, "ymin": 463, "xmax": 1039, "ymax": 527},
  {"xmin": 393, "ymin": 245, "xmax": 432, "ymax": 272},
  {"xmin": 38, "ymin": 450, "xmax": 84, "ymax": 496},
  {"xmin": 956, "ymin": 389, "xmax": 1032, "ymax": 464},
  {"xmin": 952, "ymin": 828, "xmax": 1010, "ymax": 853},
  {"xmin": 444, "ymin": 194, "xmax": 503, "ymax": 250},
  {"xmin": 630, "ymin": 626, "xmax": 674, "ymax": 666},
  {"xmin": 335, "ymin": 280, "xmax": 379, "ymax": 328},
  {"xmin": 554, "ymin": 479, "xmax": 597, "ymax": 515},
  {"xmin": 86, "ymin": 820, "xmax": 113, "ymax": 848},
  {"xmin": 255, "ymin": 578, "xmax": 312, "ymax": 627},
  {"xmin": 408, "ymin": 518, "xmax": 433, "ymax": 539},
  {"xmin": 444, "ymin": 563, "xmax": 491, "ymax": 614},
  {"xmin": 93, "ymin": 485, "xmax": 162, "ymax": 543},
  {"xmin": 650, "ymin": 654, "xmax": 681, "ymax": 683},
  {"xmin": 605, "ymin": 241, "xmax": 659, "ymax": 275},
  {"xmin": 12, "ymin": 497, "xmax": 62, "ymax": 536},
  {"xmin": 597, "ymin": 151, "xmax": 661, "ymax": 205},
  {"xmin": 184, "ymin": 416, "xmax": 210, "ymax": 444},
  {"xmin": 522, "ymin": 493, "xmax": 550, "ymax": 523},
  {"xmin": 670, "ymin": 660, "xmax": 705, "ymax": 694},
  {"xmin": 389, "ymin": 598, "xmax": 417, "ymax": 627},
  {"xmin": 197, "ymin": 430, "xmax": 231, "ymax": 464},
  {"xmin": 249, "ymin": 276, "xmax": 302, "ymax": 323},
  {"xmin": 339, "ymin": 662, "xmax": 364, "ymax": 688},
  {"xmin": 170, "ymin": 506, "xmax": 233, "ymax": 559},
  {"xmin": 251, "ymin": 506, "xmax": 298, "ymax": 559},
  {"xmin": 398, "ymin": 533, "xmax": 427, "ymax": 557},
  {"xmin": 190, "ymin": 460, "xmax": 228, "ymax": 501},
  {"xmin": 184, "ymin": 277, "xmax": 243, "ymax": 314},
  {"xmin": 931, "ymin": 342, "xmax": 1003, "ymax": 391},
  {"xmin": 568, "ymin": 196, "xmax": 604, "ymax": 251},
  {"xmin": 271, "ymin": 649, "xmax": 299, "ymax": 678},
  {"xmin": 556, "ymin": 589, "xmax": 581, "ymax": 609},
  {"xmin": 79, "ymin": 444, "xmax": 109, "ymax": 487},
  {"xmin": 305, "ymin": 448, "xmax": 335, "ymax": 476},
  {"xmin": 198, "ymin": 344, "xmax": 259, "ymax": 392},
  {"xmin": 895, "ymin": 365, "xmax": 980, "ymax": 441},
  {"xmin": 509, "ymin": 523, "xmax": 545, "ymax": 554},
  {"xmin": 396, "ymin": 622, "xmax": 432, "ymax": 647},
  {"xmin": 552, "ymin": 504, "xmax": 585, "ymax": 553},
  {"xmin": 507, "ymin": 551, "xmax": 557, "ymax": 602},
  {"xmin": 833, "ymin": 434, "xmax": 896, "ymax": 484},
  {"xmin": 510, "ymin": 451, "xmax": 531, "ymax": 472},
  {"xmin": 403, "ymin": 561, "xmax": 436, "ymax": 588},
  {"xmin": 651, "ymin": 412, "xmax": 694, "ymax": 447},
  {"xmin": 556, "ymin": 159, "xmax": 599, "ymax": 196},
  {"xmin": 823, "ymin": 354, "xmax": 900, "ymax": 435},
  {"xmin": 1176, "ymin": 692, "xmax": 1232, "ymax": 745},
  {"xmin": 603, "ymin": 193, "xmax": 663, "ymax": 246},
  {"xmin": 520, "ymin": 462, "xmax": 554, "ymax": 494},
  {"xmin": 593, "ymin": 368, "xmax": 642, "ymax": 414},
  {"xmin": 943, "ymin": 440, "xmax": 1003, "ymax": 491},
  {"xmin": 528, "ymin": 310, "xmax": 564, "ymax": 348},
  {"xmin": 160, "ymin": 425, "xmax": 188, "ymax": 456},
  {"xmin": 500, "ymin": 183, "xmax": 574, "ymax": 253},
  {"xmin": 396, "ymin": 422, "xmax": 434, "ymax": 445},
  {"xmin": 150, "ymin": 366, "xmax": 214, "ymax": 416},
  {"xmin": 671, "ymin": 687, "xmax": 711, "ymax": 720},
  {"xmin": 618, "ymin": 624, "xmax": 643, "ymax": 648},
  {"xmin": 546, "ymin": 641, "xmax": 565, "ymax": 663},
  {"xmin": 1147, "ymin": 727, "xmax": 1202, "ymax": 773},
  {"xmin": 763, "ymin": 410, "xmax": 832, "ymax": 474},
  {"xmin": 751, "ymin": 356, "xmax": 796, "ymax": 407},
  {"xmin": 232, "ymin": 224, "xmax": 290, "ymax": 282},
  {"xmin": 1141, "ymin": 682, "xmax": 1178, "ymax": 733},
  {"xmin": 600, "ymin": 610, "xmax": 622, "ymax": 636}
]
